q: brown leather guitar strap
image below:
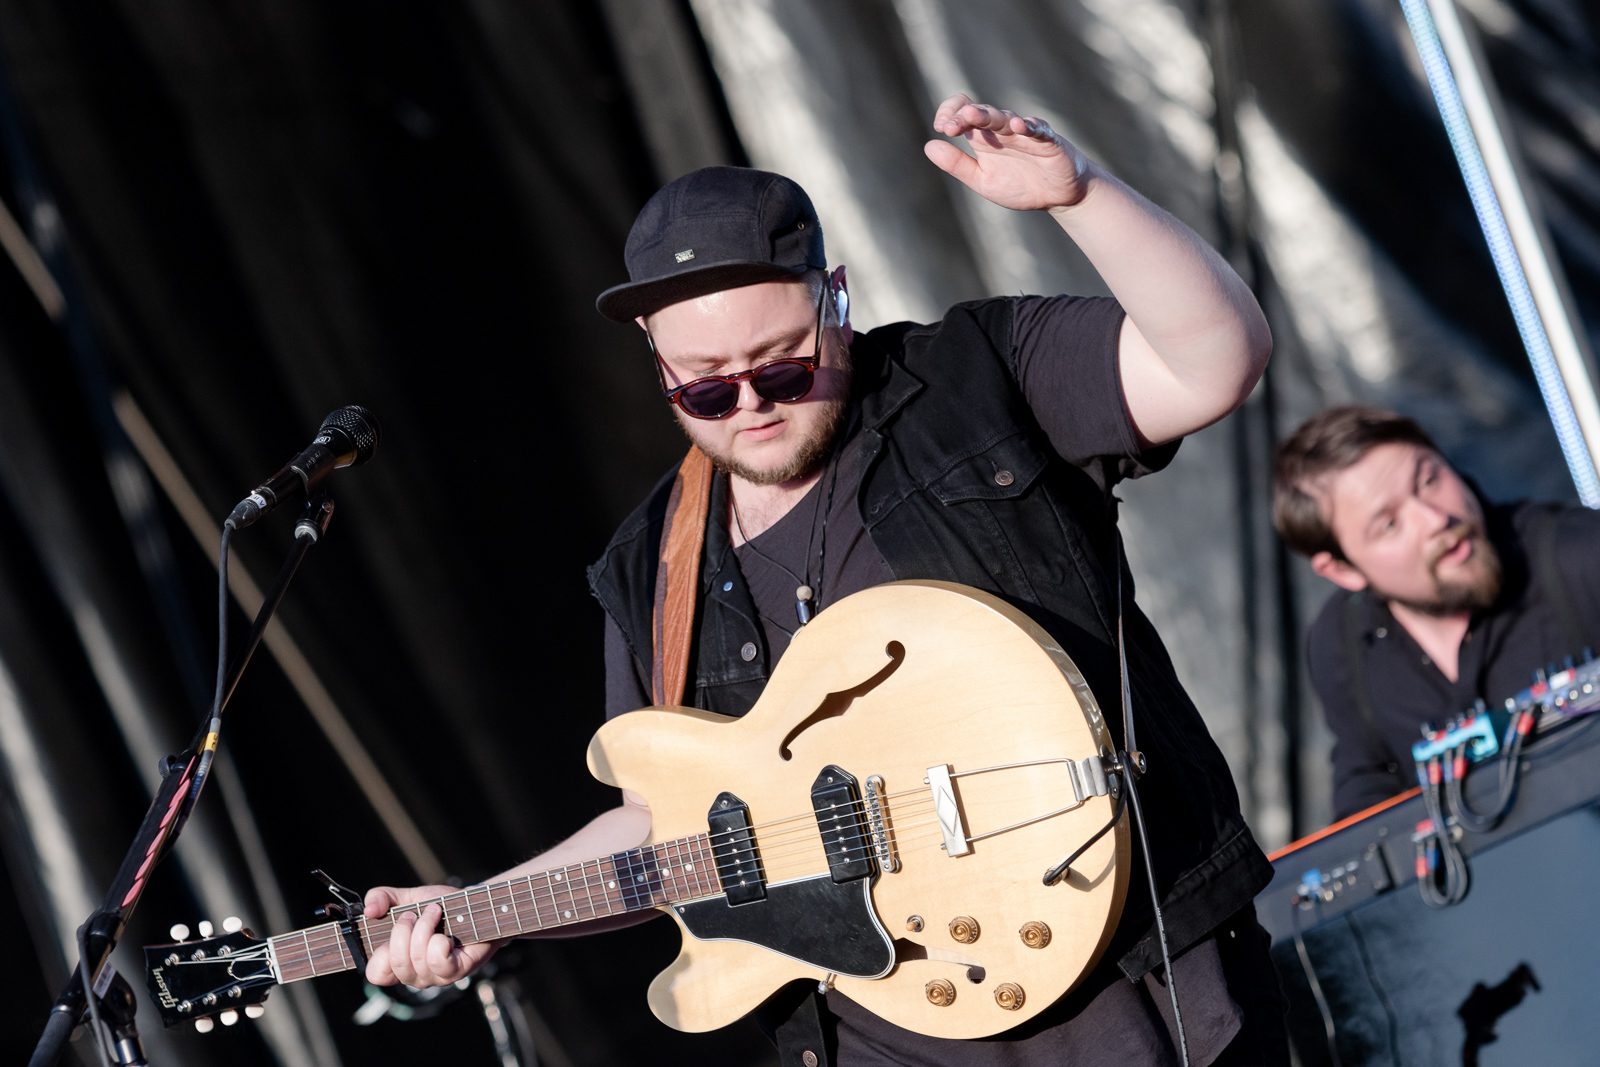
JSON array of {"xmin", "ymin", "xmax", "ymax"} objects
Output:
[
  {"xmin": 651, "ymin": 445, "xmax": 714, "ymax": 706},
  {"xmin": 655, "ymin": 447, "xmax": 836, "ymax": 1066}
]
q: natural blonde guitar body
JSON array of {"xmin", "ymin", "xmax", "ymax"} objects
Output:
[{"xmin": 587, "ymin": 581, "xmax": 1128, "ymax": 1040}]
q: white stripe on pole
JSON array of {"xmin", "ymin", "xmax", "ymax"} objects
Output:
[{"xmin": 1399, "ymin": 0, "xmax": 1600, "ymax": 505}]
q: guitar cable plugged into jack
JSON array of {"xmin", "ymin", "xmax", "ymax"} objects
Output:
[
  {"xmin": 1101, "ymin": 521, "xmax": 1190, "ymax": 1066},
  {"xmin": 1041, "ymin": 749, "xmax": 1139, "ymax": 887}
]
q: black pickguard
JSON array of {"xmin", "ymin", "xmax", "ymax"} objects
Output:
[{"xmin": 674, "ymin": 874, "xmax": 893, "ymax": 978}]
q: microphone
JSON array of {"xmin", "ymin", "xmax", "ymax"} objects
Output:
[{"xmin": 227, "ymin": 406, "xmax": 381, "ymax": 529}]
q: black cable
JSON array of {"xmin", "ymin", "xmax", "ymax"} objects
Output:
[
  {"xmin": 729, "ymin": 416, "xmax": 845, "ymax": 634},
  {"xmin": 1433, "ymin": 784, "xmax": 1469, "ymax": 905},
  {"xmin": 213, "ymin": 523, "xmax": 232, "ymax": 717},
  {"xmin": 1104, "ymin": 527, "xmax": 1187, "ymax": 1065},
  {"xmin": 810, "ymin": 403, "xmax": 853, "ymax": 611},
  {"xmin": 1290, "ymin": 899, "xmax": 1343, "ymax": 1067},
  {"xmin": 1043, "ymin": 785, "xmax": 1127, "ymax": 886},
  {"xmin": 1416, "ymin": 770, "xmax": 1469, "ymax": 908},
  {"xmin": 77, "ymin": 924, "xmax": 112, "ymax": 1067},
  {"xmin": 1415, "ymin": 773, "xmax": 1446, "ymax": 909},
  {"xmin": 1126, "ymin": 772, "xmax": 1188, "ymax": 1066},
  {"xmin": 1448, "ymin": 718, "xmax": 1529, "ymax": 832},
  {"xmin": 187, "ymin": 521, "xmax": 234, "ymax": 801}
]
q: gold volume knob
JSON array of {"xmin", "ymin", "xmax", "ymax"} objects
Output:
[
  {"xmin": 1019, "ymin": 921, "xmax": 1051, "ymax": 949},
  {"xmin": 994, "ymin": 983, "xmax": 1025, "ymax": 1011},
  {"xmin": 948, "ymin": 916, "xmax": 980, "ymax": 944},
  {"xmin": 925, "ymin": 978, "xmax": 956, "ymax": 1007}
]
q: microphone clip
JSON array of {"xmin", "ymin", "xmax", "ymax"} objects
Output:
[{"xmin": 295, "ymin": 494, "xmax": 336, "ymax": 542}]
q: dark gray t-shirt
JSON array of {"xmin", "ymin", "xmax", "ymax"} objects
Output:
[
  {"xmin": 604, "ymin": 294, "xmax": 1169, "ymax": 711},
  {"xmin": 599, "ymin": 297, "xmax": 1252, "ymax": 1065}
]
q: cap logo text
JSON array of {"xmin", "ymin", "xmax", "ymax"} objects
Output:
[{"xmin": 674, "ymin": 248, "xmax": 696, "ymax": 263}]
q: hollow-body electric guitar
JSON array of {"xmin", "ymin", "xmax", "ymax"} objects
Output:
[{"xmin": 146, "ymin": 581, "xmax": 1129, "ymax": 1040}]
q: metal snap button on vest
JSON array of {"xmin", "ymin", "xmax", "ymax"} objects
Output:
[
  {"xmin": 994, "ymin": 469, "xmax": 1014, "ymax": 486},
  {"xmin": 723, "ymin": 581, "xmax": 733, "ymax": 592},
  {"xmin": 740, "ymin": 641, "xmax": 757, "ymax": 661}
]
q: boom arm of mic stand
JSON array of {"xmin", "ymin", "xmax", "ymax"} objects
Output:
[
  {"xmin": 221, "ymin": 493, "xmax": 335, "ymax": 712},
  {"xmin": 27, "ymin": 493, "xmax": 335, "ymax": 1067}
]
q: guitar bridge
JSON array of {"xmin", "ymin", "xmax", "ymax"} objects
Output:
[{"xmin": 863, "ymin": 775, "xmax": 897, "ymax": 873}]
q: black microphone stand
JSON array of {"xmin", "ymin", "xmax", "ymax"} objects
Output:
[{"xmin": 28, "ymin": 493, "xmax": 337, "ymax": 1067}]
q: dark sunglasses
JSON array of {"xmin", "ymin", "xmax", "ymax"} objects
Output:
[{"xmin": 650, "ymin": 285, "xmax": 827, "ymax": 420}]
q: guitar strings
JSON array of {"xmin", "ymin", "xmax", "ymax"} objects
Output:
[
  {"xmin": 317, "ymin": 797, "xmax": 1050, "ymax": 947},
  {"xmin": 282, "ymin": 788, "xmax": 1100, "ymax": 971},
  {"xmin": 285, "ymin": 814, "xmax": 1120, "ymax": 977},
  {"xmin": 694, "ymin": 760, "xmax": 1088, "ymax": 848},
  {"xmin": 711, "ymin": 778, "xmax": 1063, "ymax": 871},
  {"xmin": 356, "ymin": 790, "xmax": 1053, "ymax": 936}
]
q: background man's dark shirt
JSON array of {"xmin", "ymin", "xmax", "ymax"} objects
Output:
[
  {"xmin": 600, "ymin": 296, "xmax": 1274, "ymax": 1066},
  {"xmin": 1308, "ymin": 501, "xmax": 1600, "ymax": 819}
]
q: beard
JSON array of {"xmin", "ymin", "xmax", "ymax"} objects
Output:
[
  {"xmin": 678, "ymin": 332, "xmax": 853, "ymax": 486},
  {"xmin": 685, "ymin": 393, "xmax": 849, "ymax": 486},
  {"xmin": 1373, "ymin": 524, "xmax": 1503, "ymax": 617}
]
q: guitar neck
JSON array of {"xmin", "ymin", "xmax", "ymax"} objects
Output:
[{"xmin": 270, "ymin": 832, "xmax": 722, "ymax": 983}]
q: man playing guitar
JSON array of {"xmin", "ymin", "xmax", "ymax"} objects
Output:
[{"xmin": 362, "ymin": 95, "xmax": 1283, "ymax": 1066}]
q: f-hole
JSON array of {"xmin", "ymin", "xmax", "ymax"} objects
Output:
[{"xmin": 779, "ymin": 641, "xmax": 905, "ymax": 760}]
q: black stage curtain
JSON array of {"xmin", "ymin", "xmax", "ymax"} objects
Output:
[{"xmin": 0, "ymin": 1, "xmax": 768, "ymax": 1064}]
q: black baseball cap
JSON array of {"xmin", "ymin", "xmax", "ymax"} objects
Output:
[{"xmin": 595, "ymin": 166, "xmax": 826, "ymax": 322}]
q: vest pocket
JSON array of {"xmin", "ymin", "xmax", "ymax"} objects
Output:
[{"xmin": 928, "ymin": 433, "xmax": 1048, "ymax": 504}]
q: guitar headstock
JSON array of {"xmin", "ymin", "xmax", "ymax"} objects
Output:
[{"xmin": 144, "ymin": 918, "xmax": 277, "ymax": 1031}]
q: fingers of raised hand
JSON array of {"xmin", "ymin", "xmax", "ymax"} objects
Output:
[
  {"xmin": 1017, "ymin": 115, "xmax": 1055, "ymax": 140},
  {"xmin": 923, "ymin": 138, "xmax": 977, "ymax": 181},
  {"xmin": 932, "ymin": 93, "xmax": 973, "ymax": 133},
  {"xmin": 933, "ymin": 100, "xmax": 1058, "ymax": 148},
  {"xmin": 933, "ymin": 98, "xmax": 1012, "ymax": 136},
  {"xmin": 965, "ymin": 103, "xmax": 1021, "ymax": 136}
]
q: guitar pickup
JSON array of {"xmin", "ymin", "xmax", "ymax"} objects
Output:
[
  {"xmin": 812, "ymin": 766, "xmax": 874, "ymax": 883},
  {"xmin": 707, "ymin": 792, "xmax": 766, "ymax": 906}
]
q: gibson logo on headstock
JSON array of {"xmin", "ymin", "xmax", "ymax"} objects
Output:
[{"xmin": 149, "ymin": 966, "xmax": 178, "ymax": 1009}]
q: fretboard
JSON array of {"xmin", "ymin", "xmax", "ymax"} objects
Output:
[{"xmin": 271, "ymin": 833, "xmax": 720, "ymax": 983}]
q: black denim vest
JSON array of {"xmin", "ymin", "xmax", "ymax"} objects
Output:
[{"xmin": 589, "ymin": 298, "xmax": 1272, "ymax": 979}]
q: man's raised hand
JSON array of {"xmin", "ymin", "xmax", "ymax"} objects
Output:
[
  {"xmin": 363, "ymin": 884, "xmax": 505, "ymax": 989},
  {"xmin": 924, "ymin": 94, "xmax": 1093, "ymax": 213}
]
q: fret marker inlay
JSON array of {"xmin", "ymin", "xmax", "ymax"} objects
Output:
[{"xmin": 266, "ymin": 829, "xmax": 722, "ymax": 990}]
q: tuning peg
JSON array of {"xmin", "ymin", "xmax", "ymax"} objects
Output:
[
  {"xmin": 170, "ymin": 924, "xmax": 190, "ymax": 941},
  {"xmin": 223, "ymin": 915, "xmax": 243, "ymax": 933},
  {"xmin": 194, "ymin": 1017, "xmax": 214, "ymax": 1033},
  {"xmin": 219, "ymin": 1009, "xmax": 239, "ymax": 1026},
  {"xmin": 245, "ymin": 1005, "xmax": 265, "ymax": 1019},
  {"xmin": 198, "ymin": 920, "xmax": 215, "ymax": 938}
]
